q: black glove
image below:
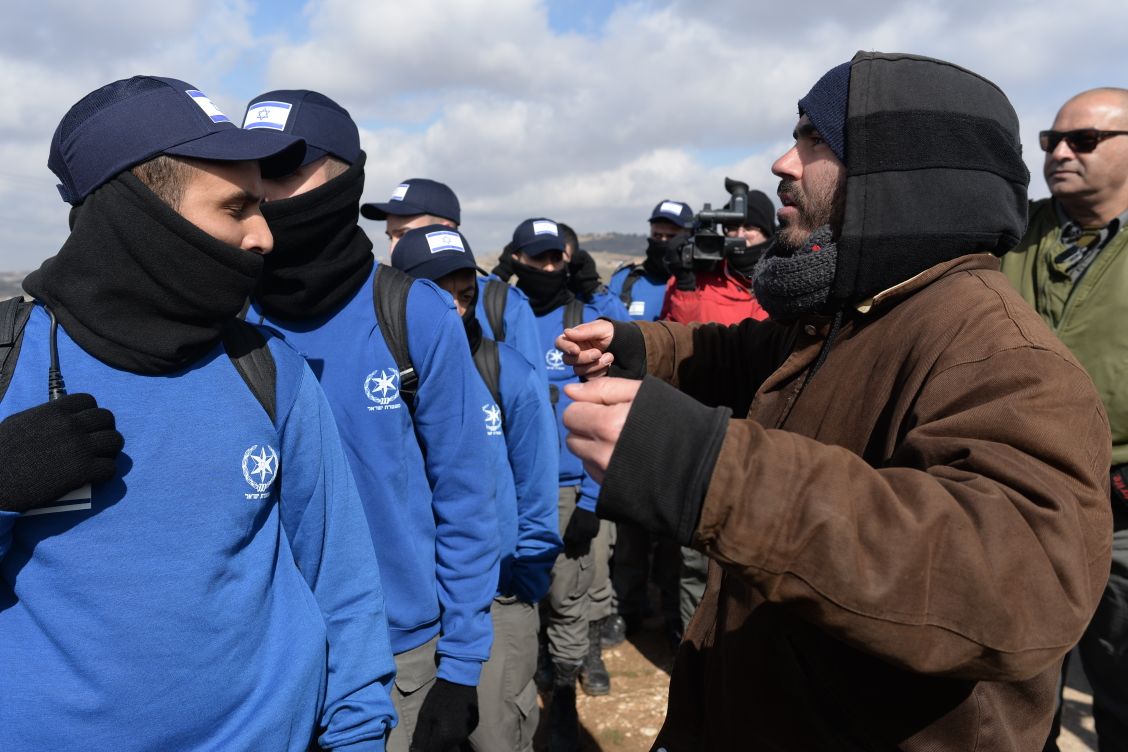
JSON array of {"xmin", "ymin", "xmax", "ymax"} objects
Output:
[
  {"xmin": 563, "ymin": 506, "xmax": 600, "ymax": 557},
  {"xmin": 410, "ymin": 678, "xmax": 479, "ymax": 752},
  {"xmin": 490, "ymin": 242, "xmax": 516, "ymax": 282},
  {"xmin": 0, "ymin": 393, "xmax": 123, "ymax": 513},
  {"xmin": 663, "ymin": 239, "xmax": 697, "ymax": 291}
]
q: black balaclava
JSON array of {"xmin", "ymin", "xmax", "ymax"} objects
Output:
[
  {"xmin": 254, "ymin": 153, "xmax": 374, "ymax": 320},
  {"xmin": 23, "ymin": 171, "xmax": 262, "ymax": 374},
  {"xmin": 513, "ymin": 261, "xmax": 572, "ymax": 316},
  {"xmin": 643, "ymin": 236, "xmax": 680, "ymax": 279}
]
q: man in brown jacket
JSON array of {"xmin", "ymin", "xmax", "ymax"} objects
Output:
[{"xmin": 556, "ymin": 52, "xmax": 1112, "ymax": 751}]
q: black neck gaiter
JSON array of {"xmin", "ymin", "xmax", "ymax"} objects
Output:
[
  {"xmin": 23, "ymin": 172, "xmax": 262, "ymax": 374},
  {"xmin": 728, "ymin": 238, "xmax": 772, "ymax": 277},
  {"xmin": 255, "ymin": 154, "xmax": 374, "ymax": 320},
  {"xmin": 513, "ymin": 261, "xmax": 572, "ymax": 316},
  {"xmin": 643, "ymin": 237, "xmax": 674, "ymax": 279}
]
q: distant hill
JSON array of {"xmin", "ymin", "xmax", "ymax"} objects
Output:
[{"xmin": 578, "ymin": 232, "xmax": 645, "ymax": 256}]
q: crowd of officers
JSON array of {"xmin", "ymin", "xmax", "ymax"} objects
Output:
[{"xmin": 1, "ymin": 60, "xmax": 1127, "ymax": 752}]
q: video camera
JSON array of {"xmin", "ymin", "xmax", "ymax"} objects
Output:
[{"xmin": 679, "ymin": 177, "xmax": 750, "ymax": 269}]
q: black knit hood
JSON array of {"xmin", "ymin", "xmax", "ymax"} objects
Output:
[{"xmin": 831, "ymin": 51, "xmax": 1029, "ymax": 304}]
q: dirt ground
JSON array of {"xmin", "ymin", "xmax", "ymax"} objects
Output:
[{"xmin": 535, "ymin": 619, "xmax": 1098, "ymax": 752}]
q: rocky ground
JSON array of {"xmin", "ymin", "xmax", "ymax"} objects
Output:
[{"xmin": 534, "ymin": 613, "xmax": 1097, "ymax": 751}]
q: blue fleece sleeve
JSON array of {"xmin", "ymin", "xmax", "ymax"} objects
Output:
[
  {"xmin": 407, "ymin": 281, "xmax": 500, "ymax": 687},
  {"xmin": 0, "ymin": 511, "xmax": 16, "ymax": 562},
  {"xmin": 500, "ymin": 349, "xmax": 562, "ymax": 604},
  {"xmin": 277, "ymin": 364, "xmax": 397, "ymax": 752}
]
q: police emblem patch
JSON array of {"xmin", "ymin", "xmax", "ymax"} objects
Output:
[
  {"xmin": 545, "ymin": 349, "xmax": 565, "ymax": 371},
  {"xmin": 483, "ymin": 403, "xmax": 503, "ymax": 436},
  {"xmin": 242, "ymin": 444, "xmax": 279, "ymax": 498},
  {"xmin": 364, "ymin": 368, "xmax": 402, "ymax": 411}
]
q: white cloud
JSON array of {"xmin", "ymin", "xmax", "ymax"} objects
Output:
[{"xmin": 2, "ymin": 0, "xmax": 1125, "ymax": 271}]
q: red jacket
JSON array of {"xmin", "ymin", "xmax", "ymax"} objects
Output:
[{"xmin": 660, "ymin": 261, "xmax": 767, "ymax": 325}]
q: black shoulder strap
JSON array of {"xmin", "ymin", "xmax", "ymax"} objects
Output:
[
  {"xmin": 221, "ymin": 318, "xmax": 277, "ymax": 424},
  {"xmin": 620, "ymin": 266, "xmax": 645, "ymax": 305},
  {"xmin": 564, "ymin": 298, "xmax": 585, "ymax": 331},
  {"xmin": 472, "ymin": 338, "xmax": 504, "ymax": 425},
  {"xmin": 373, "ymin": 264, "xmax": 418, "ymax": 412},
  {"xmin": 0, "ymin": 297, "xmax": 32, "ymax": 403},
  {"xmin": 484, "ymin": 279, "xmax": 509, "ymax": 343}
]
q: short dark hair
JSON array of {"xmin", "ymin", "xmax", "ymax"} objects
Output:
[
  {"xmin": 131, "ymin": 155, "xmax": 194, "ymax": 210},
  {"xmin": 558, "ymin": 222, "xmax": 579, "ymax": 251}
]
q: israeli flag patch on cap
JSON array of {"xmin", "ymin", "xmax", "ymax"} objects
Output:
[
  {"xmin": 186, "ymin": 90, "xmax": 231, "ymax": 124},
  {"xmin": 533, "ymin": 220, "xmax": 559, "ymax": 236},
  {"xmin": 391, "ymin": 184, "xmax": 410, "ymax": 201},
  {"xmin": 243, "ymin": 101, "xmax": 293, "ymax": 131},
  {"xmin": 425, "ymin": 231, "xmax": 465, "ymax": 253},
  {"xmin": 659, "ymin": 201, "xmax": 686, "ymax": 216}
]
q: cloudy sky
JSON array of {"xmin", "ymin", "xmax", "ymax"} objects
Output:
[{"xmin": 1, "ymin": 0, "xmax": 1124, "ymax": 271}]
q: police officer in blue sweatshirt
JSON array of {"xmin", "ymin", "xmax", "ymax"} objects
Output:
[
  {"xmin": 558, "ymin": 222, "xmax": 623, "ymax": 319},
  {"xmin": 508, "ymin": 218, "xmax": 624, "ymax": 751},
  {"xmin": 241, "ymin": 91, "xmax": 499, "ymax": 752},
  {"xmin": 390, "ymin": 225, "xmax": 562, "ymax": 752},
  {"xmin": 361, "ymin": 179, "xmax": 545, "ymax": 384},
  {"xmin": 608, "ymin": 199, "xmax": 694, "ymax": 322},
  {"xmin": 0, "ymin": 77, "xmax": 396, "ymax": 751}
]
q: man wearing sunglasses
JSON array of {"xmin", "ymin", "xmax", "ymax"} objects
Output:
[{"xmin": 1001, "ymin": 87, "xmax": 1128, "ymax": 752}]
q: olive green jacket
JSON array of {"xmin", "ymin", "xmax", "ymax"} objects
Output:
[{"xmin": 1001, "ymin": 198, "xmax": 1128, "ymax": 466}]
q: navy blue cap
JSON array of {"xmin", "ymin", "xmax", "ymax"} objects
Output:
[
  {"xmin": 390, "ymin": 224, "xmax": 484, "ymax": 281},
  {"xmin": 48, "ymin": 76, "xmax": 305, "ymax": 205},
  {"xmin": 512, "ymin": 218, "xmax": 565, "ymax": 258},
  {"xmin": 648, "ymin": 199, "xmax": 694, "ymax": 228},
  {"xmin": 361, "ymin": 178, "xmax": 461, "ymax": 224},
  {"xmin": 798, "ymin": 61, "xmax": 851, "ymax": 163},
  {"xmin": 243, "ymin": 89, "xmax": 360, "ymax": 167}
]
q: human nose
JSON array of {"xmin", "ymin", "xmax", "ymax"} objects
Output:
[
  {"xmin": 243, "ymin": 212, "xmax": 274, "ymax": 255},
  {"xmin": 772, "ymin": 145, "xmax": 801, "ymax": 180}
]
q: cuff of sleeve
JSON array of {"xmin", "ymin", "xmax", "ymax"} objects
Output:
[
  {"xmin": 597, "ymin": 375, "xmax": 731, "ymax": 545},
  {"xmin": 576, "ymin": 492, "xmax": 597, "ymax": 513},
  {"xmin": 436, "ymin": 655, "xmax": 483, "ymax": 686},
  {"xmin": 605, "ymin": 318, "xmax": 646, "ymax": 379},
  {"xmin": 331, "ymin": 740, "xmax": 385, "ymax": 752}
]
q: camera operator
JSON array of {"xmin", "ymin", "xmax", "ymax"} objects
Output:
[{"xmin": 659, "ymin": 188, "xmax": 774, "ymax": 325}]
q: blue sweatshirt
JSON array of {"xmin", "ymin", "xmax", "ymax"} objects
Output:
[
  {"xmin": 533, "ymin": 299, "xmax": 619, "ymax": 512},
  {"xmin": 478, "ymin": 340, "xmax": 561, "ymax": 604},
  {"xmin": 0, "ymin": 305, "xmax": 396, "ymax": 752},
  {"xmin": 578, "ymin": 284, "xmax": 631, "ymax": 321},
  {"xmin": 253, "ymin": 267, "xmax": 499, "ymax": 686},
  {"xmin": 476, "ymin": 276, "xmax": 545, "ymax": 385},
  {"xmin": 609, "ymin": 264, "xmax": 669, "ymax": 321}
]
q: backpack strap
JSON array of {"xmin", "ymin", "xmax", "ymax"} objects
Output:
[
  {"xmin": 373, "ymin": 264, "xmax": 419, "ymax": 413},
  {"xmin": 0, "ymin": 298, "xmax": 33, "ymax": 404},
  {"xmin": 564, "ymin": 298, "xmax": 585, "ymax": 332},
  {"xmin": 221, "ymin": 318, "xmax": 277, "ymax": 425},
  {"xmin": 483, "ymin": 279, "xmax": 509, "ymax": 343},
  {"xmin": 619, "ymin": 266, "xmax": 645, "ymax": 305},
  {"xmin": 472, "ymin": 337, "xmax": 504, "ymax": 426}
]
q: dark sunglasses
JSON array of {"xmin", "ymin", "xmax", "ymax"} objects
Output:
[{"xmin": 1039, "ymin": 129, "xmax": 1128, "ymax": 153}]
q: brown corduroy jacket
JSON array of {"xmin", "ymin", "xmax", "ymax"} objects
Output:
[{"xmin": 633, "ymin": 255, "xmax": 1111, "ymax": 751}]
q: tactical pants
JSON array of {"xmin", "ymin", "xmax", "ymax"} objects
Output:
[
  {"xmin": 386, "ymin": 635, "xmax": 439, "ymax": 752},
  {"xmin": 588, "ymin": 519, "xmax": 615, "ymax": 622},
  {"xmin": 547, "ymin": 485, "xmax": 595, "ymax": 664},
  {"xmin": 1078, "ymin": 505, "xmax": 1128, "ymax": 751},
  {"xmin": 467, "ymin": 597, "xmax": 539, "ymax": 752}
]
